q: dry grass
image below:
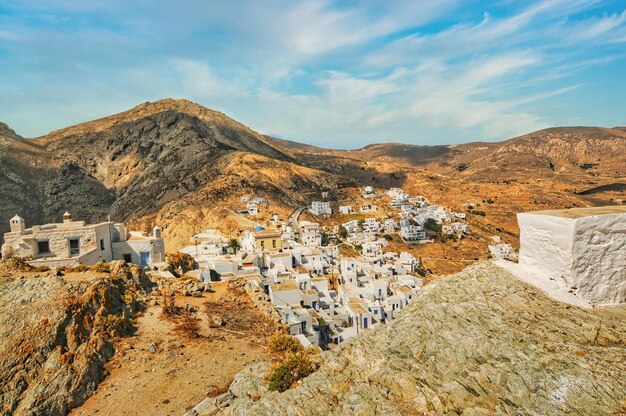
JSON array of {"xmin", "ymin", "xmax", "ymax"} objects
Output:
[{"xmin": 174, "ymin": 310, "xmax": 201, "ymax": 339}]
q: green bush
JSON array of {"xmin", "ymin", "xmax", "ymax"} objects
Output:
[
  {"xmin": 267, "ymin": 352, "xmax": 316, "ymax": 392},
  {"xmin": 424, "ymin": 218, "xmax": 441, "ymax": 232}
]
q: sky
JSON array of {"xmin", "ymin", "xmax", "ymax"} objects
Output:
[{"xmin": 0, "ymin": 0, "xmax": 625, "ymax": 148}]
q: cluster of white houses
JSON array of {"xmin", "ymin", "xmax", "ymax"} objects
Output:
[
  {"xmin": 180, "ymin": 218, "xmax": 424, "ymax": 348},
  {"xmin": 332, "ymin": 186, "xmax": 471, "ymax": 246},
  {"xmin": 1, "ymin": 212, "xmax": 166, "ymax": 268},
  {"xmin": 239, "ymin": 196, "xmax": 268, "ymax": 216}
]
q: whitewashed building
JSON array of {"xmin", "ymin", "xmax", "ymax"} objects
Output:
[
  {"xmin": 2, "ymin": 213, "xmax": 166, "ymax": 268},
  {"xmin": 310, "ymin": 201, "xmax": 332, "ymax": 216},
  {"xmin": 400, "ymin": 224, "xmax": 426, "ymax": 241}
]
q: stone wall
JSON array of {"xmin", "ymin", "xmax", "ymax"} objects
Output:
[{"xmin": 243, "ymin": 281, "xmax": 282, "ymax": 324}]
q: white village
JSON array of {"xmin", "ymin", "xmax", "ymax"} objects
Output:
[{"xmin": 4, "ymin": 184, "xmax": 624, "ymax": 353}]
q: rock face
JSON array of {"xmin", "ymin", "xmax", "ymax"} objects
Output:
[
  {"xmin": 519, "ymin": 207, "xmax": 626, "ymax": 305},
  {"xmin": 199, "ymin": 262, "xmax": 626, "ymax": 415},
  {"xmin": 0, "ymin": 261, "xmax": 153, "ymax": 416}
]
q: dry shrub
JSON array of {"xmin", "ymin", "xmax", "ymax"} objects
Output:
[
  {"xmin": 207, "ymin": 378, "xmax": 233, "ymax": 398},
  {"xmin": 3, "ymin": 257, "xmax": 35, "ymax": 272},
  {"xmin": 166, "ymin": 252, "xmax": 195, "ymax": 276},
  {"xmin": 65, "ymin": 264, "xmax": 90, "ymax": 273},
  {"xmin": 162, "ymin": 289, "xmax": 178, "ymax": 317},
  {"xmin": 91, "ymin": 262, "xmax": 111, "ymax": 274},
  {"xmin": 268, "ymin": 334, "xmax": 303, "ymax": 356},
  {"xmin": 174, "ymin": 309, "xmax": 201, "ymax": 339}
]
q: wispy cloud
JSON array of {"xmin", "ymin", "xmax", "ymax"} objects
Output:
[{"xmin": 0, "ymin": 0, "xmax": 625, "ymax": 146}]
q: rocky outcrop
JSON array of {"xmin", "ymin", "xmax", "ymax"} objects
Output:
[
  {"xmin": 194, "ymin": 261, "xmax": 626, "ymax": 415},
  {"xmin": 0, "ymin": 261, "xmax": 153, "ymax": 416}
]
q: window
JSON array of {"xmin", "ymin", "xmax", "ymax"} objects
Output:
[
  {"xmin": 100, "ymin": 239, "xmax": 105, "ymax": 251},
  {"xmin": 123, "ymin": 254, "xmax": 132, "ymax": 263},
  {"xmin": 37, "ymin": 240, "xmax": 50, "ymax": 254},
  {"xmin": 68, "ymin": 238, "xmax": 80, "ymax": 256},
  {"xmin": 260, "ymin": 240, "xmax": 265, "ymax": 248},
  {"xmin": 300, "ymin": 321, "xmax": 307, "ymax": 334},
  {"xmin": 272, "ymin": 239, "xmax": 276, "ymax": 248}
]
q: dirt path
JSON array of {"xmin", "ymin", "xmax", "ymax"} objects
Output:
[{"xmin": 70, "ymin": 282, "xmax": 273, "ymax": 416}]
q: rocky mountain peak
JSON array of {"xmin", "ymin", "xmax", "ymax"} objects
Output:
[{"xmin": 0, "ymin": 122, "xmax": 20, "ymax": 139}]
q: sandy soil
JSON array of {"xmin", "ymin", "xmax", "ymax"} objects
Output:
[{"xmin": 70, "ymin": 282, "xmax": 275, "ymax": 416}]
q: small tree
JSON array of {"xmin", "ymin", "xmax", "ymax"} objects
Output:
[
  {"xmin": 267, "ymin": 352, "xmax": 316, "ymax": 392},
  {"xmin": 228, "ymin": 239, "xmax": 241, "ymax": 254},
  {"xmin": 338, "ymin": 226, "xmax": 348, "ymax": 240},
  {"xmin": 424, "ymin": 218, "xmax": 441, "ymax": 232}
]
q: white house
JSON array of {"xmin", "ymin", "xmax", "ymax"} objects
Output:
[
  {"xmin": 310, "ymin": 201, "xmax": 332, "ymax": 216},
  {"xmin": 383, "ymin": 219, "xmax": 396, "ymax": 234},
  {"xmin": 400, "ymin": 225, "xmax": 426, "ymax": 241},
  {"xmin": 362, "ymin": 186, "xmax": 376, "ymax": 198},
  {"xmin": 442, "ymin": 222, "xmax": 470, "ymax": 235},
  {"xmin": 360, "ymin": 204, "xmax": 378, "ymax": 213},
  {"xmin": 2, "ymin": 213, "xmax": 166, "ymax": 268},
  {"xmin": 339, "ymin": 205, "xmax": 354, "ymax": 214},
  {"xmin": 246, "ymin": 202, "xmax": 259, "ymax": 215},
  {"xmin": 269, "ymin": 279, "xmax": 302, "ymax": 307},
  {"xmin": 300, "ymin": 221, "xmax": 322, "ymax": 247},
  {"xmin": 489, "ymin": 243, "xmax": 517, "ymax": 260},
  {"xmin": 362, "ymin": 218, "xmax": 381, "ymax": 234}
]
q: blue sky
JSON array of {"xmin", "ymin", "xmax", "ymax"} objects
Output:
[{"xmin": 0, "ymin": 0, "xmax": 625, "ymax": 148}]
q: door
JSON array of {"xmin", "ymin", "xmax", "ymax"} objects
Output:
[{"xmin": 139, "ymin": 251, "xmax": 150, "ymax": 267}]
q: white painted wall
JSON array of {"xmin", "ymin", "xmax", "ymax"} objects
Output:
[
  {"xmin": 519, "ymin": 211, "xmax": 626, "ymax": 305},
  {"xmin": 518, "ymin": 213, "xmax": 575, "ymax": 285},
  {"xmin": 571, "ymin": 214, "xmax": 626, "ymax": 304}
]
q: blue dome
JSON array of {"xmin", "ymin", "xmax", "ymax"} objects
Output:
[{"xmin": 254, "ymin": 226, "xmax": 266, "ymax": 232}]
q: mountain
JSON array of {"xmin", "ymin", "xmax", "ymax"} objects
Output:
[
  {"xmin": 1, "ymin": 99, "xmax": 624, "ymax": 253},
  {"xmin": 0, "ymin": 100, "xmax": 378, "ymax": 247},
  {"xmin": 267, "ymin": 126, "xmax": 626, "ymax": 183},
  {"xmin": 188, "ymin": 261, "xmax": 626, "ymax": 415}
]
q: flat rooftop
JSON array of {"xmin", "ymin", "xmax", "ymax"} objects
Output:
[{"xmin": 525, "ymin": 206, "xmax": 626, "ymax": 219}]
